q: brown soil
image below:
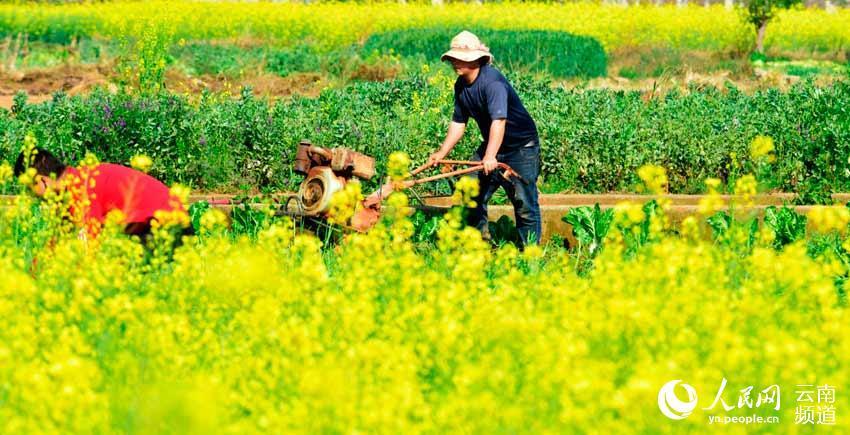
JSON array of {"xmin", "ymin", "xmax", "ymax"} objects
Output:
[
  {"xmin": 0, "ymin": 93, "xmax": 50, "ymax": 108},
  {"xmin": 608, "ymin": 46, "xmax": 751, "ymax": 76},
  {"xmin": 164, "ymin": 69, "xmax": 325, "ymax": 99},
  {"xmin": 0, "ymin": 63, "xmax": 328, "ymax": 109},
  {"xmin": 585, "ymin": 46, "xmax": 846, "ymax": 94},
  {"xmin": 558, "ymin": 70, "xmax": 843, "ymax": 96},
  {"xmin": 0, "ymin": 64, "xmax": 112, "ymax": 105},
  {"xmin": 0, "ymin": 51, "xmax": 842, "ymax": 110},
  {"xmin": 347, "ymin": 61, "xmax": 402, "ymax": 82}
]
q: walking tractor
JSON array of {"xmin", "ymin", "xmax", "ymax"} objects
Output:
[{"xmin": 285, "ymin": 140, "xmax": 526, "ymax": 232}]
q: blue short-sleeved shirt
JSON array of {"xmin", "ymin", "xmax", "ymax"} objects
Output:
[{"xmin": 452, "ymin": 64, "xmax": 538, "ymax": 151}]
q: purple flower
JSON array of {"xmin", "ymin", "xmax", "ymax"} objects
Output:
[
  {"xmin": 117, "ymin": 118, "xmax": 126, "ymax": 128},
  {"xmin": 199, "ymin": 136, "xmax": 207, "ymax": 146}
]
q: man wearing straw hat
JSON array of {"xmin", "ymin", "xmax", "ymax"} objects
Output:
[{"xmin": 427, "ymin": 30, "xmax": 542, "ymax": 246}]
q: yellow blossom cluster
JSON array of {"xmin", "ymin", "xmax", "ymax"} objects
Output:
[
  {"xmin": 808, "ymin": 205, "xmax": 850, "ymax": 234},
  {"xmin": 199, "ymin": 208, "xmax": 228, "ymax": 233},
  {"xmin": 151, "ymin": 209, "xmax": 190, "ymax": 229},
  {"xmin": 79, "ymin": 152, "xmax": 100, "ymax": 169},
  {"xmin": 17, "ymin": 167, "xmax": 37, "ymax": 188},
  {"xmin": 734, "ymin": 174, "xmax": 758, "ymax": 206},
  {"xmin": 697, "ymin": 177, "xmax": 726, "ymax": 216},
  {"xmin": 615, "ymin": 201, "xmax": 645, "ymax": 226},
  {"xmin": 451, "ymin": 176, "xmax": 479, "ymax": 209},
  {"xmin": 327, "ymin": 180, "xmax": 364, "ymax": 226},
  {"xmin": 16, "ymin": 133, "xmax": 38, "ymax": 187},
  {"xmin": 1, "ymin": 158, "xmax": 850, "ymax": 433},
  {"xmin": 1, "ymin": 2, "xmax": 847, "ymax": 53},
  {"xmin": 749, "ymin": 135, "xmax": 776, "ymax": 162},
  {"xmin": 637, "ymin": 164, "xmax": 668, "ymax": 195},
  {"xmin": 387, "ymin": 151, "xmax": 411, "ymax": 183},
  {"xmin": 129, "ymin": 154, "xmax": 153, "ymax": 173},
  {"xmin": 169, "ymin": 183, "xmax": 191, "ymax": 208},
  {"xmin": 0, "ymin": 162, "xmax": 12, "ymax": 185}
]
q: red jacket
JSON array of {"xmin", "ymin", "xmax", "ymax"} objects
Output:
[{"xmin": 62, "ymin": 163, "xmax": 183, "ymax": 228}]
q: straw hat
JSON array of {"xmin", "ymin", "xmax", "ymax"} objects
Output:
[{"xmin": 440, "ymin": 31, "xmax": 493, "ymax": 64}]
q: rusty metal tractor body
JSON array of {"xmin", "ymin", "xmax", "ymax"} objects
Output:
[
  {"xmin": 293, "ymin": 140, "xmax": 525, "ymax": 233},
  {"xmin": 293, "ymin": 140, "xmax": 375, "ymax": 217}
]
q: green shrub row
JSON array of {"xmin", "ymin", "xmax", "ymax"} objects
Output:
[
  {"xmin": 167, "ymin": 30, "xmax": 605, "ymax": 80},
  {"xmin": 169, "ymin": 42, "xmax": 379, "ymax": 79},
  {"xmin": 3, "ymin": 76, "xmax": 849, "ymax": 201},
  {"xmin": 363, "ymin": 28, "xmax": 607, "ymax": 79}
]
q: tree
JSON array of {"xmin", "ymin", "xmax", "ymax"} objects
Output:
[{"xmin": 742, "ymin": 0, "xmax": 803, "ymax": 56}]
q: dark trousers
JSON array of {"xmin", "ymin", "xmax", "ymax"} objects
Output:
[{"xmin": 468, "ymin": 140, "xmax": 542, "ymax": 246}]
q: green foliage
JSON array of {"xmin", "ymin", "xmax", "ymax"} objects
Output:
[
  {"xmin": 228, "ymin": 199, "xmax": 269, "ymax": 238},
  {"xmin": 171, "ymin": 42, "xmax": 265, "ymax": 76},
  {"xmin": 743, "ymin": 0, "xmax": 802, "ymax": 28},
  {"xmin": 410, "ymin": 209, "xmax": 441, "ymax": 246},
  {"xmin": 266, "ymin": 44, "xmax": 324, "ymax": 77},
  {"xmin": 115, "ymin": 22, "xmax": 173, "ymax": 94},
  {"xmin": 170, "ymin": 42, "xmax": 353, "ymax": 78},
  {"xmin": 3, "ymin": 77, "xmax": 850, "ymax": 198},
  {"xmin": 563, "ymin": 204, "xmax": 613, "ymax": 256},
  {"xmin": 807, "ymin": 231, "xmax": 850, "ymax": 297},
  {"xmin": 11, "ymin": 90, "xmax": 27, "ymax": 115},
  {"xmin": 635, "ymin": 200, "xmax": 661, "ymax": 248},
  {"xmin": 489, "ymin": 215, "xmax": 521, "ymax": 247},
  {"xmin": 168, "ymin": 41, "xmax": 398, "ymax": 82},
  {"xmin": 363, "ymin": 27, "xmax": 606, "ymax": 79},
  {"xmin": 763, "ymin": 205, "xmax": 807, "ymax": 248},
  {"xmin": 188, "ymin": 200, "xmax": 211, "ymax": 234},
  {"xmin": 705, "ymin": 210, "xmax": 761, "ymax": 256},
  {"xmin": 707, "ymin": 210, "xmax": 733, "ymax": 240},
  {"xmin": 0, "ymin": 38, "xmax": 114, "ymax": 70}
]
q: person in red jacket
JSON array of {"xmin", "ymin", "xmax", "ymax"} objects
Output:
[{"xmin": 14, "ymin": 147, "xmax": 191, "ymax": 242}]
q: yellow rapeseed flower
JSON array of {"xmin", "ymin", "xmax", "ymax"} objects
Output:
[
  {"xmin": 614, "ymin": 201, "xmax": 645, "ymax": 226},
  {"xmin": 451, "ymin": 176, "xmax": 479, "ymax": 208},
  {"xmin": 749, "ymin": 135, "xmax": 775, "ymax": 162},
  {"xmin": 327, "ymin": 180, "xmax": 364, "ymax": 226},
  {"xmin": 387, "ymin": 152, "xmax": 411, "ymax": 183},
  {"xmin": 704, "ymin": 177, "xmax": 722, "ymax": 191},
  {"xmin": 0, "ymin": 162, "xmax": 12, "ymax": 184},
  {"xmin": 522, "ymin": 244, "xmax": 544, "ymax": 260},
  {"xmin": 169, "ymin": 184, "xmax": 191, "ymax": 208},
  {"xmin": 734, "ymin": 174, "xmax": 757, "ymax": 205},
  {"xmin": 698, "ymin": 177, "xmax": 726, "ymax": 215},
  {"xmin": 130, "ymin": 154, "xmax": 153, "ymax": 173},
  {"xmin": 680, "ymin": 215, "xmax": 699, "ymax": 241},
  {"xmin": 637, "ymin": 164, "xmax": 668, "ymax": 195},
  {"xmin": 808, "ymin": 205, "xmax": 850, "ymax": 234},
  {"xmin": 18, "ymin": 167, "xmax": 37, "ymax": 187},
  {"xmin": 199, "ymin": 208, "xmax": 228, "ymax": 232},
  {"xmin": 80, "ymin": 152, "xmax": 100, "ymax": 168}
]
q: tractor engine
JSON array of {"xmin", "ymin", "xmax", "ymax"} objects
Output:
[{"xmin": 293, "ymin": 140, "xmax": 376, "ymax": 216}]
